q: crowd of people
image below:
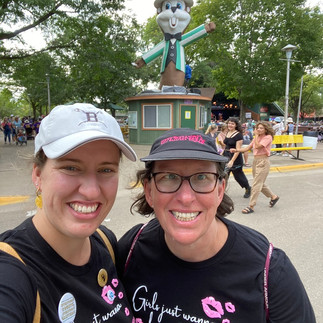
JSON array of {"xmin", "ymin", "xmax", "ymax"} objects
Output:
[{"xmin": 0, "ymin": 115, "xmax": 43, "ymax": 145}]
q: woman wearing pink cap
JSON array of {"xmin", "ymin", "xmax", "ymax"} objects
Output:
[{"xmin": 117, "ymin": 128, "xmax": 315, "ymax": 323}]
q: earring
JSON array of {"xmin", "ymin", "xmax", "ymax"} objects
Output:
[{"xmin": 35, "ymin": 187, "xmax": 42, "ymax": 209}]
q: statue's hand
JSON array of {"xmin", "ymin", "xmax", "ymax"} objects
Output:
[
  {"xmin": 132, "ymin": 58, "xmax": 146, "ymax": 69},
  {"xmin": 205, "ymin": 22, "xmax": 216, "ymax": 33}
]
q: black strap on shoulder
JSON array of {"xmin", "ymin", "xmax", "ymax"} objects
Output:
[
  {"xmin": 0, "ymin": 242, "xmax": 41, "ymax": 323},
  {"xmin": 124, "ymin": 223, "xmax": 148, "ymax": 272},
  {"xmin": 264, "ymin": 243, "xmax": 274, "ymax": 321},
  {"xmin": 96, "ymin": 228, "xmax": 115, "ymax": 265}
]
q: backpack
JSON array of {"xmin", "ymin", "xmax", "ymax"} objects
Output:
[{"xmin": 0, "ymin": 228, "xmax": 115, "ymax": 322}]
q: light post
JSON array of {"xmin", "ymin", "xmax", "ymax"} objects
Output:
[
  {"xmin": 46, "ymin": 73, "xmax": 51, "ymax": 113},
  {"xmin": 281, "ymin": 44, "xmax": 297, "ymax": 127}
]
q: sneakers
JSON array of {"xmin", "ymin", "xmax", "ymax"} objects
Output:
[
  {"xmin": 282, "ymin": 153, "xmax": 289, "ymax": 157},
  {"xmin": 244, "ymin": 187, "xmax": 251, "ymax": 198}
]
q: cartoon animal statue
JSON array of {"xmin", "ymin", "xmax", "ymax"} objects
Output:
[{"xmin": 133, "ymin": 0, "xmax": 215, "ymax": 89}]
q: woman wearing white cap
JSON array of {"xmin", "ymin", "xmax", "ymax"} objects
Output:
[
  {"xmin": 282, "ymin": 117, "xmax": 295, "ymax": 156},
  {"xmin": 117, "ymin": 128, "xmax": 315, "ymax": 322},
  {"xmin": 0, "ymin": 103, "xmax": 136, "ymax": 322}
]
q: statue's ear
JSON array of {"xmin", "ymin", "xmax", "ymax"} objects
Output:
[
  {"xmin": 157, "ymin": 8, "xmax": 162, "ymax": 14},
  {"xmin": 186, "ymin": 7, "xmax": 191, "ymax": 13}
]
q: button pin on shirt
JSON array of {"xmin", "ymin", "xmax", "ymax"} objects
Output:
[{"xmin": 97, "ymin": 268, "xmax": 108, "ymax": 287}]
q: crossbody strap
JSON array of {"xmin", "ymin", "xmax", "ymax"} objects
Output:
[
  {"xmin": 264, "ymin": 242, "xmax": 274, "ymax": 321},
  {"xmin": 0, "ymin": 242, "xmax": 41, "ymax": 323},
  {"xmin": 124, "ymin": 223, "xmax": 148, "ymax": 272},
  {"xmin": 96, "ymin": 228, "xmax": 115, "ymax": 265}
]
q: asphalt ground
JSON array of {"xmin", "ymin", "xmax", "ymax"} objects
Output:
[{"xmin": 1, "ymin": 133, "xmax": 323, "ymax": 320}]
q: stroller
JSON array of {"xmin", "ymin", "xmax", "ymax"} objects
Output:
[
  {"xmin": 318, "ymin": 127, "xmax": 323, "ymax": 143},
  {"xmin": 16, "ymin": 127, "xmax": 27, "ymax": 146}
]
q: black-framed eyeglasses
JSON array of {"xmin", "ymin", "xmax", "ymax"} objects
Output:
[{"xmin": 151, "ymin": 172, "xmax": 219, "ymax": 194}]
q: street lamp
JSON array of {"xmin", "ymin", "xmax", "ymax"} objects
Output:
[
  {"xmin": 46, "ymin": 73, "xmax": 51, "ymax": 113},
  {"xmin": 281, "ymin": 44, "xmax": 297, "ymax": 127}
]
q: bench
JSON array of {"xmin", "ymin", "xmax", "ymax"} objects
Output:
[{"xmin": 271, "ymin": 134, "xmax": 312, "ymax": 160}]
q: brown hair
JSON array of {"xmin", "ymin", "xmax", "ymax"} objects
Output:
[
  {"xmin": 205, "ymin": 124, "xmax": 218, "ymax": 135},
  {"xmin": 256, "ymin": 121, "xmax": 275, "ymax": 138},
  {"xmin": 33, "ymin": 150, "xmax": 48, "ymax": 169},
  {"xmin": 130, "ymin": 161, "xmax": 234, "ymax": 218},
  {"xmin": 226, "ymin": 117, "xmax": 243, "ymax": 133}
]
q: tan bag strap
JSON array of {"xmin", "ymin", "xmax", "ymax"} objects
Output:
[
  {"xmin": 96, "ymin": 228, "xmax": 115, "ymax": 265},
  {"xmin": 0, "ymin": 242, "xmax": 41, "ymax": 323}
]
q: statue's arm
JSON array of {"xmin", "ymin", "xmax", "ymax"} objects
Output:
[{"xmin": 132, "ymin": 41, "xmax": 165, "ymax": 68}]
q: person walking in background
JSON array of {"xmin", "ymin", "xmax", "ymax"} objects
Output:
[
  {"xmin": 12, "ymin": 116, "xmax": 22, "ymax": 143},
  {"xmin": 216, "ymin": 123, "xmax": 227, "ymax": 154},
  {"xmin": 241, "ymin": 124, "xmax": 252, "ymax": 167},
  {"xmin": 272, "ymin": 117, "xmax": 284, "ymax": 155},
  {"xmin": 223, "ymin": 117, "xmax": 251, "ymax": 198},
  {"xmin": 282, "ymin": 117, "xmax": 295, "ymax": 157},
  {"xmin": 1, "ymin": 117, "xmax": 12, "ymax": 144},
  {"xmin": 230, "ymin": 121, "xmax": 279, "ymax": 214},
  {"xmin": 205, "ymin": 124, "xmax": 218, "ymax": 144},
  {"xmin": 117, "ymin": 128, "xmax": 315, "ymax": 322},
  {"xmin": 247, "ymin": 118, "xmax": 254, "ymax": 136},
  {"xmin": 0, "ymin": 103, "xmax": 137, "ymax": 322}
]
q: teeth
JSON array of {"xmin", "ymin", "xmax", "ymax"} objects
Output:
[
  {"xmin": 70, "ymin": 203, "xmax": 98, "ymax": 214},
  {"xmin": 170, "ymin": 17, "xmax": 177, "ymax": 27},
  {"xmin": 172, "ymin": 211, "xmax": 199, "ymax": 222}
]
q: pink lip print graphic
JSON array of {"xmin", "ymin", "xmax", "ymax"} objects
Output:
[
  {"xmin": 102, "ymin": 285, "xmax": 116, "ymax": 304},
  {"xmin": 225, "ymin": 302, "xmax": 235, "ymax": 313},
  {"xmin": 201, "ymin": 297, "xmax": 224, "ymax": 319},
  {"xmin": 112, "ymin": 278, "xmax": 119, "ymax": 288}
]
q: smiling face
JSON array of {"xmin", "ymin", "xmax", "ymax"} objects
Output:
[
  {"xmin": 32, "ymin": 140, "xmax": 120, "ymax": 241},
  {"xmin": 144, "ymin": 159, "xmax": 225, "ymax": 251},
  {"xmin": 156, "ymin": 1, "xmax": 191, "ymax": 34},
  {"xmin": 227, "ymin": 121, "xmax": 237, "ymax": 132},
  {"xmin": 256, "ymin": 124, "xmax": 266, "ymax": 136}
]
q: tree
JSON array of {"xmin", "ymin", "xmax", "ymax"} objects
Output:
[
  {"xmin": 0, "ymin": 88, "xmax": 19, "ymax": 117},
  {"xmin": 277, "ymin": 73, "xmax": 323, "ymax": 118},
  {"xmin": 11, "ymin": 53, "xmax": 70, "ymax": 118},
  {"xmin": 0, "ymin": 0, "xmax": 124, "ymax": 62},
  {"xmin": 57, "ymin": 14, "xmax": 143, "ymax": 114},
  {"xmin": 1, "ymin": 2, "xmax": 148, "ymax": 116},
  {"xmin": 190, "ymin": 0, "xmax": 323, "ymax": 120}
]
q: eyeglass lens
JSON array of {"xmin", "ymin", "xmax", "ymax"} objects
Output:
[{"xmin": 152, "ymin": 172, "xmax": 218, "ymax": 193}]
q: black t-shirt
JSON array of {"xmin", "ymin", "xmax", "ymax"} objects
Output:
[
  {"xmin": 117, "ymin": 218, "xmax": 315, "ymax": 323},
  {"xmin": 0, "ymin": 218, "xmax": 134, "ymax": 322},
  {"xmin": 223, "ymin": 132, "xmax": 244, "ymax": 166}
]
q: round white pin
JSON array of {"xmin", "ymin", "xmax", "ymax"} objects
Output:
[{"xmin": 58, "ymin": 292, "xmax": 77, "ymax": 323}]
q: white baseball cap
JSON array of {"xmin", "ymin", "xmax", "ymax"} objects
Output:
[{"xmin": 34, "ymin": 103, "xmax": 137, "ymax": 161}]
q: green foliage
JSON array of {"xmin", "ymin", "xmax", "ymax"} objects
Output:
[
  {"xmin": 11, "ymin": 52, "xmax": 70, "ymax": 117},
  {"xmin": 189, "ymin": 0, "xmax": 322, "ymax": 119},
  {"xmin": 277, "ymin": 73, "xmax": 323, "ymax": 117},
  {"xmin": 0, "ymin": 0, "xmax": 124, "ymax": 60},
  {"xmin": 59, "ymin": 14, "xmax": 142, "ymax": 105},
  {"xmin": 0, "ymin": 88, "xmax": 19, "ymax": 118},
  {"xmin": 1, "ymin": 1, "xmax": 149, "ymax": 115}
]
